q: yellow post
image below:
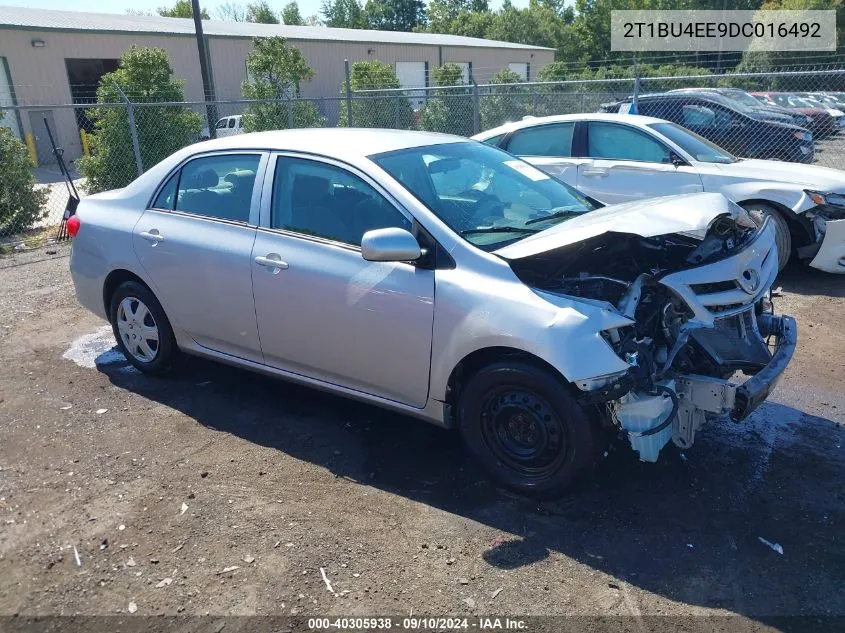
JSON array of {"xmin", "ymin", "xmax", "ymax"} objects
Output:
[
  {"xmin": 25, "ymin": 133, "xmax": 37, "ymax": 167},
  {"xmin": 79, "ymin": 129, "xmax": 90, "ymax": 156}
]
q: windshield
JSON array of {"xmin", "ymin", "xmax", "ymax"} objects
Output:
[
  {"xmin": 727, "ymin": 91, "xmax": 767, "ymax": 108},
  {"xmin": 371, "ymin": 142, "xmax": 596, "ymax": 249},
  {"xmin": 648, "ymin": 122, "xmax": 737, "ymax": 164}
]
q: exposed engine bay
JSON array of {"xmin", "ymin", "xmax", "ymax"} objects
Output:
[{"xmin": 508, "ymin": 211, "xmax": 798, "ymax": 461}]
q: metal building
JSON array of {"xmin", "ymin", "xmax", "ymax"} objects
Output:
[{"xmin": 0, "ymin": 6, "xmax": 554, "ymax": 161}]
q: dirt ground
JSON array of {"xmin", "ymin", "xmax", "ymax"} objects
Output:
[{"xmin": 0, "ymin": 243, "xmax": 843, "ymax": 628}]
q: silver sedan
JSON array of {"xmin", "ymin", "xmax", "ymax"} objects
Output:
[{"xmin": 69, "ymin": 129, "xmax": 796, "ymax": 495}]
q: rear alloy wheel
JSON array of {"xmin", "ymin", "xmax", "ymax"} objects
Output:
[
  {"xmin": 458, "ymin": 361, "xmax": 597, "ymax": 496},
  {"xmin": 109, "ymin": 281, "xmax": 180, "ymax": 374},
  {"xmin": 741, "ymin": 202, "xmax": 792, "ymax": 271}
]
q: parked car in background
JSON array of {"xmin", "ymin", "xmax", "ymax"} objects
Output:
[
  {"xmin": 752, "ymin": 92, "xmax": 840, "ymax": 137},
  {"xmin": 599, "ymin": 93, "xmax": 815, "ymax": 164},
  {"xmin": 668, "ymin": 87, "xmax": 813, "ymax": 127},
  {"xmin": 474, "ymin": 113, "xmax": 845, "ymax": 273},
  {"xmin": 66, "ymin": 129, "xmax": 797, "ymax": 495}
]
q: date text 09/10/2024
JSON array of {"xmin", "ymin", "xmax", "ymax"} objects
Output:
[{"xmin": 307, "ymin": 617, "xmax": 528, "ymax": 630}]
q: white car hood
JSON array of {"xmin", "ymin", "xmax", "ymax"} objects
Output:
[
  {"xmin": 701, "ymin": 159, "xmax": 845, "ymax": 191},
  {"xmin": 495, "ymin": 192, "xmax": 735, "ymax": 260}
]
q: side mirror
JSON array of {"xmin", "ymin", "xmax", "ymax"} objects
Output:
[
  {"xmin": 361, "ymin": 227, "xmax": 422, "ymax": 263},
  {"xmin": 670, "ymin": 152, "xmax": 686, "ymax": 167}
]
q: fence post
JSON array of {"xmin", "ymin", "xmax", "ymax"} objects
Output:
[
  {"xmin": 632, "ymin": 57, "xmax": 640, "ymax": 115},
  {"xmin": 115, "ymin": 84, "xmax": 143, "ymax": 177},
  {"xmin": 344, "ymin": 59, "xmax": 353, "ymax": 127},
  {"xmin": 471, "ymin": 78, "xmax": 480, "ymax": 134}
]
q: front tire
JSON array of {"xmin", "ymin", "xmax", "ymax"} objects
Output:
[
  {"xmin": 109, "ymin": 281, "xmax": 180, "ymax": 375},
  {"xmin": 457, "ymin": 361, "xmax": 597, "ymax": 497},
  {"xmin": 741, "ymin": 202, "xmax": 792, "ymax": 271}
]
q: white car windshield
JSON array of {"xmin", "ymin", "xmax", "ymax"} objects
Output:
[
  {"xmin": 648, "ymin": 122, "xmax": 737, "ymax": 164},
  {"xmin": 372, "ymin": 142, "xmax": 596, "ymax": 249}
]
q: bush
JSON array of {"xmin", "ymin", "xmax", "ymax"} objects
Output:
[
  {"xmin": 0, "ymin": 128, "xmax": 48, "ymax": 237},
  {"xmin": 241, "ymin": 37, "xmax": 325, "ymax": 132},
  {"xmin": 340, "ymin": 60, "xmax": 415, "ymax": 129},
  {"xmin": 419, "ymin": 63, "xmax": 473, "ymax": 137},
  {"xmin": 77, "ymin": 47, "xmax": 202, "ymax": 193}
]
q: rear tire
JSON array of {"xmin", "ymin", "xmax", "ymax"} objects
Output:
[
  {"xmin": 109, "ymin": 281, "xmax": 180, "ymax": 375},
  {"xmin": 457, "ymin": 361, "xmax": 597, "ymax": 497},
  {"xmin": 741, "ymin": 202, "xmax": 792, "ymax": 271}
]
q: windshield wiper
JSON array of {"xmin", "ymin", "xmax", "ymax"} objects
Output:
[
  {"xmin": 525, "ymin": 208, "xmax": 584, "ymax": 226},
  {"xmin": 460, "ymin": 226, "xmax": 540, "ymax": 236}
]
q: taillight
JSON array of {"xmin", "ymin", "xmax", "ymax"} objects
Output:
[{"xmin": 66, "ymin": 215, "xmax": 80, "ymax": 238}]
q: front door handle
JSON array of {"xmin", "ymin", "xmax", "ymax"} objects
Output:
[
  {"xmin": 581, "ymin": 168, "xmax": 609, "ymax": 177},
  {"xmin": 255, "ymin": 254, "xmax": 289, "ymax": 271},
  {"xmin": 139, "ymin": 230, "xmax": 164, "ymax": 244}
]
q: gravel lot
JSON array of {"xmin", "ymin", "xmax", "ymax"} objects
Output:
[{"xmin": 0, "ymin": 244, "xmax": 843, "ymax": 627}]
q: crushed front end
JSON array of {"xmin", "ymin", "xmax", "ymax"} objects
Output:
[{"xmin": 509, "ymin": 204, "xmax": 798, "ymax": 461}]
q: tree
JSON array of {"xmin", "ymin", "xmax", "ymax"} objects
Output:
[
  {"xmin": 246, "ymin": 0, "xmax": 279, "ymax": 23},
  {"xmin": 0, "ymin": 128, "xmax": 48, "ymax": 237},
  {"xmin": 77, "ymin": 47, "xmax": 202, "ymax": 193},
  {"xmin": 281, "ymin": 1, "xmax": 305, "ymax": 24},
  {"xmin": 216, "ymin": 2, "xmax": 246, "ymax": 20},
  {"xmin": 480, "ymin": 68, "xmax": 530, "ymax": 129},
  {"xmin": 365, "ymin": 0, "xmax": 426, "ymax": 31},
  {"xmin": 241, "ymin": 37, "xmax": 325, "ymax": 131},
  {"xmin": 157, "ymin": 0, "xmax": 210, "ymax": 18},
  {"xmin": 340, "ymin": 60, "xmax": 414, "ymax": 129},
  {"xmin": 321, "ymin": 0, "xmax": 366, "ymax": 28},
  {"xmin": 419, "ymin": 63, "xmax": 473, "ymax": 136}
]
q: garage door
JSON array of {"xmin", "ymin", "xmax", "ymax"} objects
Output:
[
  {"xmin": 508, "ymin": 63, "xmax": 529, "ymax": 81},
  {"xmin": 395, "ymin": 61, "xmax": 427, "ymax": 109}
]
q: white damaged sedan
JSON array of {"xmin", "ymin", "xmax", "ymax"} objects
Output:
[
  {"xmin": 474, "ymin": 113, "xmax": 845, "ymax": 274},
  {"xmin": 68, "ymin": 129, "xmax": 796, "ymax": 495}
]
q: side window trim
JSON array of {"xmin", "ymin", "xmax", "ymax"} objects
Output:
[
  {"xmin": 258, "ymin": 152, "xmax": 415, "ymax": 248},
  {"xmin": 584, "ymin": 121, "xmax": 673, "ymax": 164},
  {"xmin": 146, "ymin": 150, "xmax": 269, "ymax": 227}
]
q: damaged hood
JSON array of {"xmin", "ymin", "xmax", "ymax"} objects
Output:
[{"xmin": 495, "ymin": 192, "xmax": 738, "ymax": 260}]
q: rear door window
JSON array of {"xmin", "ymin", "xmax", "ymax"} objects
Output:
[
  {"xmin": 505, "ymin": 123, "xmax": 575, "ymax": 157},
  {"xmin": 173, "ymin": 154, "xmax": 261, "ymax": 223}
]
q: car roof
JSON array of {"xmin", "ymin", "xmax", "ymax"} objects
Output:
[
  {"xmin": 190, "ymin": 128, "xmax": 464, "ymax": 158},
  {"xmin": 472, "ymin": 113, "xmax": 666, "ymax": 140}
]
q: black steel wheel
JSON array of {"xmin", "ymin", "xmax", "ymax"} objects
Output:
[{"xmin": 458, "ymin": 361, "xmax": 597, "ymax": 496}]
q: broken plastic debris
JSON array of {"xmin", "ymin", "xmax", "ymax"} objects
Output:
[
  {"xmin": 243, "ymin": 554, "xmax": 255, "ymax": 564},
  {"xmin": 180, "ymin": 502, "xmax": 188, "ymax": 516},
  {"xmin": 320, "ymin": 567, "xmax": 335, "ymax": 594},
  {"xmin": 73, "ymin": 545, "xmax": 82, "ymax": 567},
  {"xmin": 95, "ymin": 408, "xmax": 108, "ymax": 415},
  {"xmin": 155, "ymin": 577, "xmax": 173, "ymax": 588},
  {"xmin": 216, "ymin": 566, "xmax": 240, "ymax": 575},
  {"xmin": 758, "ymin": 536, "xmax": 784, "ymax": 555},
  {"xmin": 128, "ymin": 602, "xmax": 137, "ymax": 614}
]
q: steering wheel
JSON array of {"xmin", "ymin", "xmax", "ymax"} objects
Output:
[{"xmin": 457, "ymin": 189, "xmax": 506, "ymax": 225}]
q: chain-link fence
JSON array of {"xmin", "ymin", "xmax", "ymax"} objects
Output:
[{"xmin": 3, "ymin": 67, "xmax": 845, "ymax": 245}]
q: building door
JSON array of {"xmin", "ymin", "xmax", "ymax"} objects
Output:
[
  {"xmin": 395, "ymin": 61, "xmax": 427, "ymax": 110},
  {"xmin": 28, "ymin": 110, "xmax": 57, "ymax": 165}
]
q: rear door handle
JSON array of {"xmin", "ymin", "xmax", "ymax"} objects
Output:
[
  {"xmin": 255, "ymin": 254, "xmax": 289, "ymax": 271},
  {"xmin": 139, "ymin": 230, "xmax": 164, "ymax": 243},
  {"xmin": 581, "ymin": 168, "xmax": 609, "ymax": 177}
]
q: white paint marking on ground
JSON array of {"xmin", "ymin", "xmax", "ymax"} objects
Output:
[{"xmin": 62, "ymin": 325, "xmax": 126, "ymax": 369}]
